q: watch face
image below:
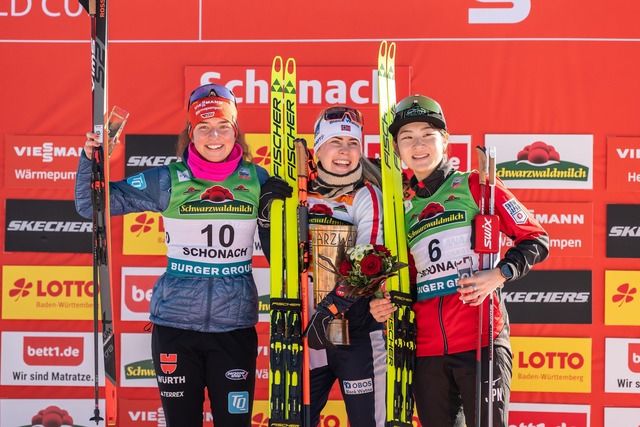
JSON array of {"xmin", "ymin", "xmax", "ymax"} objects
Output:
[{"xmin": 501, "ymin": 264, "xmax": 513, "ymax": 279}]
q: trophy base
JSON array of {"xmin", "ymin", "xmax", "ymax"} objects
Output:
[{"xmin": 327, "ymin": 316, "xmax": 350, "ymax": 346}]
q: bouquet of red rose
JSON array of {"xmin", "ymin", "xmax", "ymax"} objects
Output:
[{"xmin": 319, "ymin": 244, "xmax": 408, "ymax": 298}]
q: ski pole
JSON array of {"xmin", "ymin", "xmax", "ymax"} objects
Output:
[
  {"xmin": 474, "ymin": 146, "xmax": 487, "ymax": 427},
  {"xmin": 487, "ymin": 146, "xmax": 498, "ymax": 427},
  {"xmin": 295, "ymin": 138, "xmax": 312, "ymax": 427}
]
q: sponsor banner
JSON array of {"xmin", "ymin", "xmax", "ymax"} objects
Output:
[
  {"xmin": 121, "ymin": 267, "xmax": 165, "ymax": 321},
  {"xmin": 4, "ymin": 199, "xmax": 91, "ymax": 253},
  {"xmin": 509, "ymin": 403, "xmax": 590, "ymax": 427},
  {"xmin": 606, "ymin": 204, "xmax": 640, "ymax": 258},
  {"xmin": 121, "ymin": 333, "xmax": 156, "ymax": 388},
  {"xmin": 124, "ymin": 134, "xmax": 182, "ymax": 177},
  {"xmin": 2, "ymin": 265, "xmax": 93, "ymax": 320},
  {"xmin": 604, "ymin": 270, "xmax": 640, "ymax": 326},
  {"xmin": 186, "ymin": 65, "xmax": 411, "ymax": 108},
  {"xmin": 123, "ymin": 212, "xmax": 167, "ymax": 255},
  {"xmin": 186, "ymin": 65, "xmax": 412, "ymax": 134},
  {"xmin": 505, "ymin": 202, "xmax": 592, "ymax": 257},
  {"xmin": 606, "ymin": 136, "xmax": 640, "ymax": 191},
  {"xmin": 0, "ymin": 398, "xmax": 105, "ymax": 427},
  {"xmin": 118, "ymin": 398, "xmax": 360, "ymax": 427},
  {"xmin": 503, "ymin": 271, "xmax": 592, "ymax": 324},
  {"xmin": 1, "ymin": 332, "xmax": 103, "ymax": 386},
  {"xmin": 4, "ymin": 135, "xmax": 83, "ymax": 189},
  {"xmin": 511, "ymin": 337, "xmax": 591, "ymax": 393},
  {"xmin": 604, "ymin": 338, "xmax": 640, "ymax": 393},
  {"xmin": 121, "ymin": 266, "xmax": 269, "ymax": 322},
  {"xmin": 604, "ymin": 407, "xmax": 640, "ymax": 426},
  {"xmin": 253, "ymin": 268, "xmax": 270, "ymax": 322},
  {"xmin": 2, "ymin": 2, "xmax": 636, "ymax": 42},
  {"xmin": 365, "ymin": 134, "xmax": 472, "ymax": 174},
  {"xmin": 487, "ymin": 134, "xmax": 593, "ymax": 189}
]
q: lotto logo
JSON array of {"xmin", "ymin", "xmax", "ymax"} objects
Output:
[{"xmin": 228, "ymin": 391, "xmax": 249, "ymax": 413}]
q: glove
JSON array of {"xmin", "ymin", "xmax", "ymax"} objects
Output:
[
  {"xmin": 303, "ymin": 305, "xmax": 336, "ymax": 350},
  {"xmin": 258, "ymin": 176, "xmax": 293, "ymax": 226}
]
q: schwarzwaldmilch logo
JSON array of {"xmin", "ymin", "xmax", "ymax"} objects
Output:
[
  {"xmin": 124, "ymin": 359, "xmax": 156, "ymax": 379},
  {"xmin": 179, "ymin": 185, "xmax": 254, "ymax": 215},
  {"xmin": 407, "ymin": 204, "xmax": 466, "ymax": 241},
  {"xmin": 497, "ymin": 141, "xmax": 589, "ymax": 181}
]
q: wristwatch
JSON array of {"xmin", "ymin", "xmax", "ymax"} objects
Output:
[{"xmin": 499, "ymin": 263, "xmax": 514, "ymax": 281}]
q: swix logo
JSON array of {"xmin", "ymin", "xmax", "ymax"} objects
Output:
[
  {"xmin": 628, "ymin": 343, "xmax": 640, "ymax": 373},
  {"xmin": 469, "ymin": 0, "xmax": 531, "ymax": 24},
  {"xmin": 617, "ymin": 148, "xmax": 640, "ymax": 159},
  {"xmin": 9, "ymin": 278, "xmax": 93, "ymax": 300},
  {"xmin": 478, "ymin": 215, "xmax": 499, "ymax": 251},
  {"xmin": 13, "ymin": 143, "xmax": 82, "ymax": 162},
  {"xmin": 0, "ymin": 0, "xmax": 83, "ymax": 17},
  {"xmin": 24, "ymin": 336, "xmax": 83, "ymax": 366},
  {"xmin": 127, "ymin": 156, "xmax": 180, "ymax": 167},
  {"xmin": 609, "ymin": 226, "xmax": 640, "ymax": 237},
  {"xmin": 160, "ymin": 353, "xmax": 178, "ymax": 374},
  {"xmin": 518, "ymin": 351, "xmax": 584, "ymax": 369}
]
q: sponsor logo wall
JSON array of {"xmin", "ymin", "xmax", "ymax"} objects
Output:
[{"xmin": 1, "ymin": 1, "xmax": 640, "ymax": 426}]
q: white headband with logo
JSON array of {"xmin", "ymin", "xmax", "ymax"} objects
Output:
[{"xmin": 314, "ymin": 116, "xmax": 363, "ymax": 152}]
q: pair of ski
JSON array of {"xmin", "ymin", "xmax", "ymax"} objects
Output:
[
  {"xmin": 474, "ymin": 146, "xmax": 500, "ymax": 427},
  {"xmin": 269, "ymin": 56, "xmax": 312, "ymax": 427},
  {"xmin": 80, "ymin": 1, "xmax": 128, "ymax": 425},
  {"xmin": 377, "ymin": 40, "xmax": 416, "ymax": 427}
]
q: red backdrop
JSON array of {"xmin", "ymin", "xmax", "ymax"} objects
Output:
[{"xmin": 2, "ymin": 1, "xmax": 640, "ymax": 426}]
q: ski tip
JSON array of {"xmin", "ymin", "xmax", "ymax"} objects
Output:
[
  {"xmin": 272, "ymin": 56, "xmax": 283, "ymax": 70},
  {"xmin": 388, "ymin": 41, "xmax": 396, "ymax": 60},
  {"xmin": 379, "ymin": 40, "xmax": 387, "ymax": 56},
  {"xmin": 489, "ymin": 146, "xmax": 496, "ymax": 158},
  {"xmin": 285, "ymin": 57, "xmax": 296, "ymax": 74}
]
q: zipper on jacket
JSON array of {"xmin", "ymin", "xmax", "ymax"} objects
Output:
[
  {"xmin": 204, "ymin": 278, "xmax": 213, "ymax": 329},
  {"xmin": 438, "ymin": 296, "xmax": 448, "ymax": 354}
]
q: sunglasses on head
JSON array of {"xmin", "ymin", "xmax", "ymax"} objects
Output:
[
  {"xmin": 188, "ymin": 84, "xmax": 237, "ymax": 108},
  {"xmin": 323, "ymin": 106, "xmax": 364, "ymax": 127},
  {"xmin": 394, "ymin": 98, "xmax": 441, "ymax": 121}
]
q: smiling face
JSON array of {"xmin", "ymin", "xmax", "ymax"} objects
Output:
[
  {"xmin": 395, "ymin": 121, "xmax": 448, "ymax": 181},
  {"xmin": 315, "ymin": 135, "xmax": 362, "ymax": 174},
  {"xmin": 191, "ymin": 117, "xmax": 236, "ymax": 163}
]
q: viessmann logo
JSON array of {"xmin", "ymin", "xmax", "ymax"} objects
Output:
[
  {"xmin": 13, "ymin": 142, "xmax": 82, "ymax": 163},
  {"xmin": 23, "ymin": 336, "xmax": 84, "ymax": 366}
]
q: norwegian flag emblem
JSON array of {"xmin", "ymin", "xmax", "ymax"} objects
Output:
[{"xmin": 341, "ymin": 124, "xmax": 351, "ymax": 131}]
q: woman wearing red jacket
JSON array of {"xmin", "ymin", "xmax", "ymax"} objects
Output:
[{"xmin": 370, "ymin": 95, "xmax": 549, "ymax": 427}]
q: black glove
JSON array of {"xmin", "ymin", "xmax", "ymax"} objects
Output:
[
  {"xmin": 258, "ymin": 176, "xmax": 293, "ymax": 226},
  {"xmin": 304, "ymin": 305, "xmax": 336, "ymax": 350}
]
